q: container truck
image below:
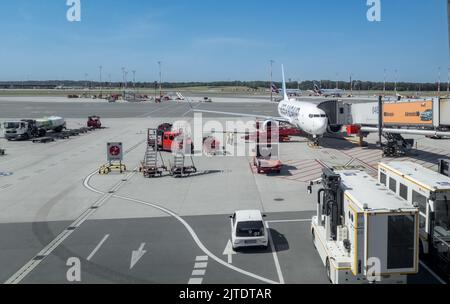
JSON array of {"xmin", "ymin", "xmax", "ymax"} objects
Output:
[{"xmin": 3, "ymin": 116, "xmax": 66, "ymax": 141}]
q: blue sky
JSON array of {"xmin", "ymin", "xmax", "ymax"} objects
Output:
[{"xmin": 0, "ymin": 0, "xmax": 448, "ymax": 82}]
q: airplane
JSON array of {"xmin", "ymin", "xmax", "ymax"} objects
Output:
[
  {"xmin": 194, "ymin": 65, "xmax": 330, "ymax": 145},
  {"xmin": 271, "ymin": 84, "xmax": 302, "ymax": 97},
  {"xmin": 311, "ymin": 83, "xmax": 344, "ymax": 97}
]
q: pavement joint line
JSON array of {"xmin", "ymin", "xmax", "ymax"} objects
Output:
[
  {"xmin": 138, "ymin": 104, "xmax": 174, "ymax": 118},
  {"xmin": 182, "ymin": 103, "xmax": 202, "ymax": 117},
  {"xmin": 265, "ymin": 222, "xmax": 285, "ymax": 284},
  {"xmin": 419, "ymin": 261, "xmax": 447, "ymax": 285},
  {"xmin": 87, "ymin": 234, "xmax": 110, "ymax": 261}
]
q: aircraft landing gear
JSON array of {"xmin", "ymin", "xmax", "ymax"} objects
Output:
[{"xmin": 308, "ymin": 137, "xmax": 321, "ymax": 149}]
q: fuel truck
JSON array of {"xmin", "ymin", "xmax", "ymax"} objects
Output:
[{"xmin": 3, "ymin": 116, "xmax": 66, "ymax": 141}]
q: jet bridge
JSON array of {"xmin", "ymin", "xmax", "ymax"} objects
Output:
[
  {"xmin": 346, "ymin": 97, "xmax": 450, "ymax": 156},
  {"xmin": 317, "ymin": 100, "xmax": 352, "ymax": 133}
]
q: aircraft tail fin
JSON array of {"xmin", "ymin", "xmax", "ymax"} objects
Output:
[
  {"xmin": 281, "ymin": 65, "xmax": 289, "ymax": 101},
  {"xmin": 313, "ymin": 82, "xmax": 321, "ymax": 94}
]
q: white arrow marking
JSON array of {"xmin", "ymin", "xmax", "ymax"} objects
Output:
[
  {"xmin": 223, "ymin": 239, "xmax": 236, "ymax": 264},
  {"xmin": 130, "ymin": 243, "xmax": 147, "ymax": 269}
]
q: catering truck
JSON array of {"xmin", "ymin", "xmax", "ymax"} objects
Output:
[
  {"xmin": 308, "ymin": 168, "xmax": 419, "ymax": 284},
  {"xmin": 3, "ymin": 116, "xmax": 66, "ymax": 140},
  {"xmin": 379, "ymin": 162, "xmax": 450, "ymax": 278}
]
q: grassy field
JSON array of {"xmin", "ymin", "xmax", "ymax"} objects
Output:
[{"xmin": 0, "ymin": 87, "xmax": 446, "ymax": 98}]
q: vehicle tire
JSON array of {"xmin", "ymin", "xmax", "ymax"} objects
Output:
[
  {"xmin": 312, "ymin": 229, "xmax": 316, "ymax": 249},
  {"xmin": 326, "ymin": 258, "xmax": 332, "ymax": 283}
]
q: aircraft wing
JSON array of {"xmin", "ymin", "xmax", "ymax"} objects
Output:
[{"xmin": 193, "ymin": 109, "xmax": 290, "ymax": 123}]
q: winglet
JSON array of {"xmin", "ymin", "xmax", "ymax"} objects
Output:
[{"xmin": 281, "ymin": 65, "xmax": 289, "ymax": 101}]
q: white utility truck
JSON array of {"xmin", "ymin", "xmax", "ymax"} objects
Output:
[
  {"xmin": 3, "ymin": 117, "xmax": 66, "ymax": 141},
  {"xmin": 379, "ymin": 162, "xmax": 450, "ymax": 278},
  {"xmin": 308, "ymin": 168, "xmax": 419, "ymax": 284}
]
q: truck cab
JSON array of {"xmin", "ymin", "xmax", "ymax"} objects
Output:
[{"xmin": 3, "ymin": 120, "xmax": 36, "ymax": 140}]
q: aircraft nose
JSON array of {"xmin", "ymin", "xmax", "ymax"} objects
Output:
[{"xmin": 315, "ymin": 118, "xmax": 328, "ymax": 134}]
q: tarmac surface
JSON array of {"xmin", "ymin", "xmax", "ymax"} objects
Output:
[{"xmin": 0, "ymin": 98, "xmax": 448, "ymax": 284}]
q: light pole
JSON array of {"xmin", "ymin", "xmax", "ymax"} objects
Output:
[
  {"xmin": 269, "ymin": 60, "xmax": 274, "ymax": 102},
  {"xmin": 132, "ymin": 70, "xmax": 136, "ymax": 88},
  {"xmin": 121, "ymin": 67, "xmax": 126, "ymax": 89},
  {"xmin": 438, "ymin": 67, "xmax": 442, "ymax": 96},
  {"xmin": 98, "ymin": 65, "xmax": 103, "ymax": 96},
  {"xmin": 394, "ymin": 69, "xmax": 398, "ymax": 95},
  {"xmin": 84, "ymin": 73, "xmax": 89, "ymax": 89},
  {"xmin": 383, "ymin": 68, "xmax": 387, "ymax": 96},
  {"xmin": 349, "ymin": 74, "xmax": 353, "ymax": 96},
  {"xmin": 447, "ymin": 68, "xmax": 450, "ymax": 95},
  {"xmin": 158, "ymin": 61, "xmax": 162, "ymax": 98}
]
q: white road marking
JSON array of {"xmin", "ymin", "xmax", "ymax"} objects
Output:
[
  {"xmin": 87, "ymin": 234, "xmax": 110, "ymax": 261},
  {"xmin": 222, "ymin": 239, "xmax": 236, "ymax": 264},
  {"xmin": 5, "ymin": 169, "xmax": 137, "ymax": 284},
  {"xmin": 111, "ymin": 194, "xmax": 280, "ymax": 285},
  {"xmin": 420, "ymin": 261, "xmax": 447, "ymax": 285},
  {"xmin": 195, "ymin": 256, "xmax": 209, "ymax": 262},
  {"xmin": 188, "ymin": 278, "xmax": 203, "ymax": 284},
  {"xmin": 130, "ymin": 243, "xmax": 147, "ymax": 270},
  {"xmin": 266, "ymin": 222, "xmax": 285, "ymax": 284},
  {"xmin": 194, "ymin": 262, "xmax": 208, "ymax": 269},
  {"xmin": 192, "ymin": 269, "xmax": 206, "ymax": 276},
  {"xmin": 189, "ymin": 256, "xmax": 209, "ymax": 284}
]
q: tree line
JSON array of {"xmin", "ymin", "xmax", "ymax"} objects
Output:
[{"xmin": 0, "ymin": 80, "xmax": 442, "ymax": 92}]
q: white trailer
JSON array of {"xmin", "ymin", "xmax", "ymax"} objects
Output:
[
  {"xmin": 309, "ymin": 168, "xmax": 419, "ymax": 284},
  {"xmin": 379, "ymin": 162, "xmax": 450, "ymax": 276}
]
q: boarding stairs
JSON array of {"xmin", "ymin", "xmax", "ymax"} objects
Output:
[
  {"xmin": 170, "ymin": 152, "xmax": 197, "ymax": 178},
  {"xmin": 141, "ymin": 129, "xmax": 166, "ymax": 177},
  {"xmin": 382, "ymin": 133, "xmax": 414, "ymax": 157}
]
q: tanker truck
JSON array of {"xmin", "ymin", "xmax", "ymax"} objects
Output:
[{"xmin": 3, "ymin": 116, "xmax": 66, "ymax": 141}]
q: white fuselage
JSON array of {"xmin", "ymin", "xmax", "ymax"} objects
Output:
[{"xmin": 278, "ymin": 98, "xmax": 328, "ymax": 137}]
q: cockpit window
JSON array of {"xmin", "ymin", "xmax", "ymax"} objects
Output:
[{"xmin": 309, "ymin": 114, "xmax": 327, "ymax": 118}]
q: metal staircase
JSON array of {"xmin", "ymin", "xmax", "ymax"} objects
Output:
[
  {"xmin": 170, "ymin": 152, "xmax": 197, "ymax": 177},
  {"xmin": 141, "ymin": 129, "xmax": 166, "ymax": 177},
  {"xmin": 382, "ymin": 132, "xmax": 414, "ymax": 157}
]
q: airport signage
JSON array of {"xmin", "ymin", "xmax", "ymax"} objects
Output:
[{"xmin": 107, "ymin": 142, "xmax": 123, "ymax": 162}]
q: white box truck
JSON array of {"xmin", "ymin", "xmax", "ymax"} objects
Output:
[{"xmin": 379, "ymin": 162, "xmax": 450, "ymax": 278}]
